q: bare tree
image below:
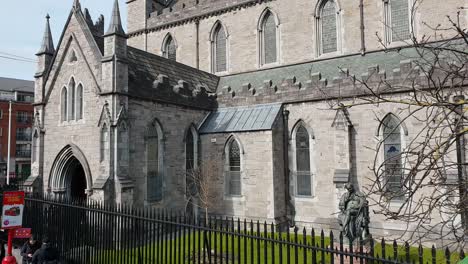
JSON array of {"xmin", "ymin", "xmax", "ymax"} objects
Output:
[
  {"xmin": 325, "ymin": 4, "xmax": 467, "ymax": 248},
  {"xmin": 184, "ymin": 161, "xmax": 218, "ymax": 225}
]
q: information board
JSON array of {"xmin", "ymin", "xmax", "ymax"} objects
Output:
[{"xmin": 1, "ymin": 191, "xmax": 25, "ymax": 229}]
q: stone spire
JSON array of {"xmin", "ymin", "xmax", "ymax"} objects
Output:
[
  {"xmin": 106, "ymin": 0, "xmax": 125, "ymax": 36},
  {"xmin": 36, "ymin": 14, "xmax": 55, "ymax": 56},
  {"xmin": 73, "ymin": 0, "xmax": 81, "ymax": 11}
]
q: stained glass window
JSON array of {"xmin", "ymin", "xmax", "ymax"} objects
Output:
[
  {"xmin": 382, "ymin": 115, "xmax": 403, "ymax": 195},
  {"xmin": 228, "ymin": 139, "xmax": 241, "ymax": 195},
  {"xmin": 296, "ymin": 126, "xmax": 312, "ymax": 196}
]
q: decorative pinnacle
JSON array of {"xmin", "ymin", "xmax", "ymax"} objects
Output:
[
  {"xmin": 36, "ymin": 14, "xmax": 55, "ymax": 56},
  {"xmin": 106, "ymin": 0, "xmax": 125, "ymax": 36},
  {"xmin": 73, "ymin": 0, "xmax": 81, "ymax": 11}
]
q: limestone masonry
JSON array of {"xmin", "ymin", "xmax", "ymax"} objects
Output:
[{"xmin": 25, "ymin": 0, "xmax": 466, "ymax": 245}]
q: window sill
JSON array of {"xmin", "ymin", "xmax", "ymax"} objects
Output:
[
  {"xmin": 223, "ymin": 195, "xmax": 245, "ymax": 201},
  {"xmin": 384, "ymin": 40, "xmax": 412, "ymax": 49},
  {"xmin": 59, "ymin": 119, "xmax": 85, "ymax": 126},
  {"xmin": 317, "ymin": 51, "xmax": 342, "ymax": 60},
  {"xmin": 293, "ymin": 195, "xmax": 316, "ymax": 202},
  {"xmin": 259, "ymin": 61, "xmax": 280, "ymax": 69}
]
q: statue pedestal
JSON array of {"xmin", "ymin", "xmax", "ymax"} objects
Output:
[{"xmin": 332, "ymin": 241, "xmax": 373, "ymax": 264}]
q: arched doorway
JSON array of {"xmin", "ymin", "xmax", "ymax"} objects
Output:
[
  {"xmin": 49, "ymin": 145, "xmax": 92, "ymax": 200},
  {"xmin": 68, "ymin": 158, "xmax": 87, "ymax": 200}
]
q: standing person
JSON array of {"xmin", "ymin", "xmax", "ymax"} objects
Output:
[
  {"xmin": 31, "ymin": 238, "xmax": 59, "ymax": 264},
  {"xmin": 20, "ymin": 235, "xmax": 41, "ymax": 264}
]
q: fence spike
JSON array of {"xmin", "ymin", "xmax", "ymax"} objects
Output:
[
  {"xmin": 460, "ymin": 249, "xmax": 465, "ymax": 260},
  {"xmin": 418, "ymin": 244, "xmax": 423, "ymax": 264},
  {"xmin": 445, "ymin": 247, "xmax": 451, "ymax": 264},
  {"xmin": 405, "ymin": 242, "xmax": 410, "ymax": 263},
  {"xmin": 381, "ymin": 238, "xmax": 386, "ymax": 260},
  {"xmin": 393, "ymin": 240, "xmax": 398, "ymax": 260}
]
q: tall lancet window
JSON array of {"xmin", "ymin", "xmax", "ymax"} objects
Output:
[
  {"xmin": 185, "ymin": 127, "xmax": 197, "ymax": 195},
  {"xmin": 295, "ymin": 125, "xmax": 312, "ymax": 196},
  {"xmin": 32, "ymin": 130, "xmax": 39, "ymax": 163},
  {"xmin": 69, "ymin": 78, "xmax": 75, "ymax": 120},
  {"xmin": 381, "ymin": 114, "xmax": 404, "ymax": 196},
  {"xmin": 211, "ymin": 22, "xmax": 227, "ymax": 73},
  {"xmin": 259, "ymin": 10, "xmax": 278, "ymax": 65},
  {"xmin": 100, "ymin": 124, "xmax": 109, "ymax": 162},
  {"xmin": 162, "ymin": 34, "xmax": 177, "ymax": 61},
  {"xmin": 76, "ymin": 84, "xmax": 83, "ymax": 120},
  {"xmin": 225, "ymin": 137, "xmax": 241, "ymax": 196},
  {"xmin": 147, "ymin": 120, "xmax": 163, "ymax": 202},
  {"xmin": 384, "ymin": 0, "xmax": 411, "ymax": 43},
  {"xmin": 317, "ymin": 0, "xmax": 339, "ymax": 55},
  {"xmin": 61, "ymin": 87, "xmax": 67, "ymax": 122}
]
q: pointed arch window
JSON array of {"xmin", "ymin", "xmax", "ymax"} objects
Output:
[
  {"xmin": 211, "ymin": 23, "xmax": 227, "ymax": 73},
  {"xmin": 185, "ymin": 127, "xmax": 198, "ymax": 196},
  {"xmin": 100, "ymin": 124, "xmax": 109, "ymax": 162},
  {"xmin": 384, "ymin": 0, "xmax": 411, "ymax": 43},
  {"xmin": 259, "ymin": 10, "xmax": 278, "ymax": 65},
  {"xmin": 118, "ymin": 122, "xmax": 129, "ymax": 175},
  {"xmin": 69, "ymin": 78, "xmax": 75, "ymax": 120},
  {"xmin": 316, "ymin": 0, "xmax": 340, "ymax": 55},
  {"xmin": 225, "ymin": 138, "xmax": 241, "ymax": 196},
  {"xmin": 147, "ymin": 121, "xmax": 163, "ymax": 202},
  {"xmin": 295, "ymin": 125, "xmax": 313, "ymax": 196},
  {"xmin": 76, "ymin": 84, "xmax": 83, "ymax": 120},
  {"xmin": 162, "ymin": 34, "xmax": 177, "ymax": 61},
  {"xmin": 61, "ymin": 87, "xmax": 67, "ymax": 122},
  {"xmin": 32, "ymin": 130, "xmax": 39, "ymax": 163},
  {"xmin": 381, "ymin": 114, "xmax": 404, "ymax": 196}
]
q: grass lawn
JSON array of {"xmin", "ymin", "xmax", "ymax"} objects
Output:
[{"xmin": 93, "ymin": 231, "xmax": 463, "ymax": 263}]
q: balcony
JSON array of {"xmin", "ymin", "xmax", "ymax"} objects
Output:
[{"xmin": 15, "ymin": 150, "xmax": 31, "ymax": 158}]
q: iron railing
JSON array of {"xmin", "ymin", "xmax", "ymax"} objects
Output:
[{"xmin": 10, "ymin": 196, "xmax": 466, "ymax": 264}]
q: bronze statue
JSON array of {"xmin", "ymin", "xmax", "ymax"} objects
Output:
[{"xmin": 338, "ymin": 183, "xmax": 370, "ymax": 244}]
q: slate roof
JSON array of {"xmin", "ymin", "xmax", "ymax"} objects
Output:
[
  {"xmin": 217, "ymin": 48, "xmax": 422, "ymax": 92},
  {"xmin": 199, "ymin": 103, "xmax": 282, "ymax": 134},
  {"xmin": 0, "ymin": 77, "xmax": 34, "ymax": 93}
]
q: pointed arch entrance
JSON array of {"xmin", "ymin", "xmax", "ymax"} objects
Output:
[{"xmin": 49, "ymin": 144, "xmax": 93, "ymax": 200}]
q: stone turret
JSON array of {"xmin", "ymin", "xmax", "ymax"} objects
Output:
[
  {"xmin": 101, "ymin": 0, "xmax": 133, "ymax": 204},
  {"xmin": 102, "ymin": 0, "xmax": 128, "ymax": 93},
  {"xmin": 34, "ymin": 14, "xmax": 55, "ymax": 103}
]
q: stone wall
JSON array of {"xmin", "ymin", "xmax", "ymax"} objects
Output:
[
  {"xmin": 40, "ymin": 13, "xmax": 105, "ymax": 198},
  {"xmin": 127, "ymin": 99, "xmax": 208, "ymax": 209},
  {"xmin": 200, "ymin": 130, "xmax": 283, "ymax": 221},
  {"xmin": 127, "ymin": 0, "xmax": 463, "ymax": 75}
]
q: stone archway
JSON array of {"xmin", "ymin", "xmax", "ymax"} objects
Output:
[{"xmin": 49, "ymin": 144, "xmax": 92, "ymax": 200}]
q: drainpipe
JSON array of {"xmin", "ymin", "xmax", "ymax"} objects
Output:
[
  {"xmin": 195, "ymin": 19, "xmax": 200, "ymax": 69},
  {"xmin": 359, "ymin": 0, "xmax": 366, "ymax": 55},
  {"xmin": 282, "ymin": 109, "xmax": 294, "ymax": 227}
]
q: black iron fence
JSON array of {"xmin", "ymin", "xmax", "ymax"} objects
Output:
[{"xmin": 15, "ymin": 196, "xmax": 466, "ymax": 264}]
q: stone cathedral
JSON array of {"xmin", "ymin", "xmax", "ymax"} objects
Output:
[{"xmin": 25, "ymin": 0, "xmax": 464, "ymax": 239}]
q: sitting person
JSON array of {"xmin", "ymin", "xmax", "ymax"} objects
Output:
[{"xmin": 21, "ymin": 235, "xmax": 41, "ymax": 264}]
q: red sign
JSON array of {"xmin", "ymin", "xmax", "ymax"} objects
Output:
[
  {"xmin": 1, "ymin": 191, "xmax": 25, "ymax": 229},
  {"xmin": 14, "ymin": 228, "xmax": 31, "ymax": 239}
]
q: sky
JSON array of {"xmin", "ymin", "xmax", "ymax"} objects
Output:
[{"xmin": 0, "ymin": 0, "xmax": 127, "ymax": 81}]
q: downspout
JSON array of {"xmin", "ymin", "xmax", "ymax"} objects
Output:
[
  {"xmin": 282, "ymin": 109, "xmax": 294, "ymax": 227},
  {"xmin": 359, "ymin": 0, "xmax": 366, "ymax": 55},
  {"xmin": 195, "ymin": 19, "xmax": 200, "ymax": 69}
]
